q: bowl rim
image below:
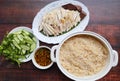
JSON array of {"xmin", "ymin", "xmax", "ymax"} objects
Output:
[
  {"xmin": 9, "ymin": 26, "xmax": 40, "ymax": 62},
  {"xmin": 55, "ymin": 31, "xmax": 113, "ymax": 81},
  {"xmin": 32, "ymin": 46, "xmax": 53, "ymax": 70}
]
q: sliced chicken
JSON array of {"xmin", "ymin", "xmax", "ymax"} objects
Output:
[{"xmin": 39, "ymin": 7, "xmax": 81, "ymax": 36}]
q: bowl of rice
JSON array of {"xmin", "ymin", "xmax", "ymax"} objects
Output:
[{"xmin": 50, "ymin": 31, "xmax": 118, "ymax": 81}]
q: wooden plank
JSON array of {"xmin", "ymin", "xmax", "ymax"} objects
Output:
[
  {"xmin": 0, "ymin": 64, "xmax": 71, "ymax": 81},
  {"xmin": 0, "ymin": 0, "xmax": 120, "ymax": 24}
]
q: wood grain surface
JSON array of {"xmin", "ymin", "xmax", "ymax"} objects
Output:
[{"xmin": 0, "ymin": 0, "xmax": 120, "ymax": 81}]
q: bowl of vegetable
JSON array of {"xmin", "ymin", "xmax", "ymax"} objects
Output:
[
  {"xmin": 32, "ymin": 46, "xmax": 53, "ymax": 69},
  {"xmin": 0, "ymin": 26, "xmax": 39, "ymax": 66}
]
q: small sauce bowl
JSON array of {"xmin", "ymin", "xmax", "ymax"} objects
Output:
[{"xmin": 32, "ymin": 46, "xmax": 53, "ymax": 69}]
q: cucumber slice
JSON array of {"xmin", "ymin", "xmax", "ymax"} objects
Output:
[
  {"xmin": 22, "ymin": 30, "xmax": 30, "ymax": 35},
  {"xmin": 12, "ymin": 40, "xmax": 21, "ymax": 49},
  {"xmin": 30, "ymin": 43, "xmax": 36, "ymax": 52},
  {"xmin": 14, "ymin": 37, "xmax": 20, "ymax": 44},
  {"xmin": 22, "ymin": 49, "xmax": 26, "ymax": 55},
  {"xmin": 17, "ymin": 34, "xmax": 24, "ymax": 41},
  {"xmin": 32, "ymin": 37, "xmax": 36, "ymax": 42},
  {"xmin": 20, "ymin": 45, "xmax": 30, "ymax": 50},
  {"xmin": 24, "ymin": 36, "xmax": 33, "ymax": 44}
]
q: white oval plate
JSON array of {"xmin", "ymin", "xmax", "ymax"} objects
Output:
[
  {"xmin": 32, "ymin": 0, "xmax": 89, "ymax": 44},
  {"xmin": 9, "ymin": 26, "xmax": 39, "ymax": 62}
]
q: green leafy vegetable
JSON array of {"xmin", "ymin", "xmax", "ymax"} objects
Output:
[{"xmin": 0, "ymin": 30, "xmax": 36, "ymax": 66}]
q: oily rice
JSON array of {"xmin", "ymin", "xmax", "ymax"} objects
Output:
[{"xmin": 60, "ymin": 35, "xmax": 108, "ymax": 77}]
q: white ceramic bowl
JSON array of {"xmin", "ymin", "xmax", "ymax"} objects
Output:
[
  {"xmin": 32, "ymin": 46, "xmax": 53, "ymax": 69},
  {"xmin": 32, "ymin": 0, "xmax": 90, "ymax": 44},
  {"xmin": 51, "ymin": 31, "xmax": 118, "ymax": 81},
  {"xmin": 9, "ymin": 26, "xmax": 39, "ymax": 62}
]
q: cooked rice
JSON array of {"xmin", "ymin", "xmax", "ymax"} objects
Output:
[{"xmin": 60, "ymin": 35, "xmax": 108, "ymax": 77}]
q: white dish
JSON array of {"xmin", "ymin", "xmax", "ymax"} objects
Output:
[
  {"xmin": 9, "ymin": 26, "xmax": 39, "ymax": 62},
  {"xmin": 51, "ymin": 31, "xmax": 118, "ymax": 81},
  {"xmin": 32, "ymin": 46, "xmax": 53, "ymax": 69},
  {"xmin": 32, "ymin": 0, "xmax": 90, "ymax": 44}
]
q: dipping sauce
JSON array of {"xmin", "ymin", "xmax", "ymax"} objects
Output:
[{"xmin": 35, "ymin": 48, "xmax": 51, "ymax": 66}]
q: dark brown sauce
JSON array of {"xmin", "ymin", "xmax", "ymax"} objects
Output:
[{"xmin": 35, "ymin": 48, "xmax": 51, "ymax": 66}]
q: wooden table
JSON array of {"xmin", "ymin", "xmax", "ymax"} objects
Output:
[{"xmin": 0, "ymin": 0, "xmax": 120, "ymax": 81}]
